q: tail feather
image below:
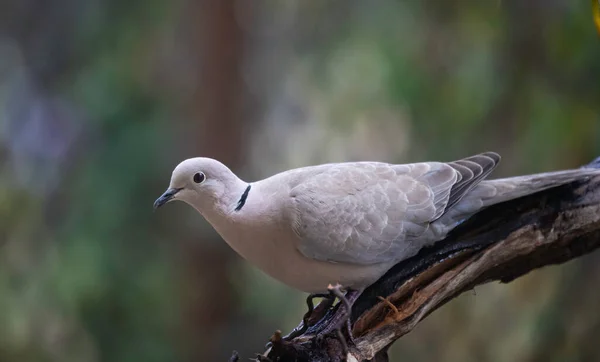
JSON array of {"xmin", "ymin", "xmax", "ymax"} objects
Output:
[
  {"xmin": 478, "ymin": 168, "xmax": 600, "ymax": 207},
  {"xmin": 433, "ymin": 167, "xmax": 600, "ymax": 234}
]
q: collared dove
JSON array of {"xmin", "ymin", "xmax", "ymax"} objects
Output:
[{"xmin": 154, "ymin": 152, "xmax": 599, "ymax": 295}]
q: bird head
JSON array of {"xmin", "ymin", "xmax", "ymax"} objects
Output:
[{"xmin": 153, "ymin": 157, "xmax": 240, "ymax": 212}]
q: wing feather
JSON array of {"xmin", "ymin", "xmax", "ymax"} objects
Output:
[{"xmin": 287, "ymin": 152, "xmax": 500, "ymax": 265}]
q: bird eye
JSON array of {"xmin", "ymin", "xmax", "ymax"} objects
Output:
[{"xmin": 193, "ymin": 172, "xmax": 205, "ymax": 184}]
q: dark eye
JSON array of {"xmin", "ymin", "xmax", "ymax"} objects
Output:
[{"xmin": 193, "ymin": 172, "xmax": 205, "ymax": 184}]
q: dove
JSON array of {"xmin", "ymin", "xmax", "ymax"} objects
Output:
[{"xmin": 154, "ymin": 152, "xmax": 599, "ymax": 335}]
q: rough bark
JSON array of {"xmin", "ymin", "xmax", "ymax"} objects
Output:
[{"xmin": 255, "ymin": 158, "xmax": 600, "ymax": 362}]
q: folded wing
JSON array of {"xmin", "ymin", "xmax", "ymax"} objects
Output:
[{"xmin": 288, "ymin": 152, "xmax": 500, "ymax": 265}]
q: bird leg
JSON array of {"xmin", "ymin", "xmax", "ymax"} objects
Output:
[
  {"xmin": 281, "ymin": 292, "xmax": 334, "ymax": 341},
  {"xmin": 311, "ymin": 284, "xmax": 361, "ymax": 342},
  {"xmin": 336, "ymin": 329, "xmax": 350, "ymax": 360}
]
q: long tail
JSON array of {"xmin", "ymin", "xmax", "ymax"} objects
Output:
[
  {"xmin": 478, "ymin": 168, "xmax": 600, "ymax": 207},
  {"xmin": 435, "ymin": 166, "xmax": 600, "ymax": 232}
]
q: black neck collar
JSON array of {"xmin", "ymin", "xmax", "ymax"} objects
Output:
[{"xmin": 234, "ymin": 184, "xmax": 252, "ymax": 211}]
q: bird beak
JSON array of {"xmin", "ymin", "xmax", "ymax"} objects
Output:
[{"xmin": 154, "ymin": 188, "xmax": 182, "ymax": 210}]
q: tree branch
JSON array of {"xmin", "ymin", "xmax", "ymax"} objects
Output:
[{"xmin": 258, "ymin": 160, "xmax": 600, "ymax": 362}]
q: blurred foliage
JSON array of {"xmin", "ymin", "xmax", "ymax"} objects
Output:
[
  {"xmin": 594, "ymin": 0, "xmax": 600, "ymax": 35},
  {"xmin": 0, "ymin": 1, "xmax": 599, "ymax": 362}
]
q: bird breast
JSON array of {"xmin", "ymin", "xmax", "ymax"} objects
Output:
[{"xmin": 205, "ymin": 209, "xmax": 390, "ymax": 293}]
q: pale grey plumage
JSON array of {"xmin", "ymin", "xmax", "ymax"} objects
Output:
[
  {"xmin": 286, "ymin": 153, "xmax": 501, "ymax": 265},
  {"xmin": 156, "ymin": 152, "xmax": 600, "ymax": 293}
]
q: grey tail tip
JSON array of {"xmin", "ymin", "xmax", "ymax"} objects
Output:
[{"xmin": 584, "ymin": 156, "xmax": 600, "ymax": 169}]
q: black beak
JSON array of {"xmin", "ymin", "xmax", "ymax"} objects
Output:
[{"xmin": 153, "ymin": 188, "xmax": 182, "ymax": 210}]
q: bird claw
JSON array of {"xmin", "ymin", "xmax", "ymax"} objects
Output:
[
  {"xmin": 280, "ymin": 292, "xmax": 333, "ymax": 342},
  {"xmin": 276, "ymin": 284, "xmax": 360, "ymax": 358},
  {"xmin": 309, "ymin": 284, "xmax": 360, "ymax": 348},
  {"xmin": 336, "ymin": 329, "xmax": 350, "ymax": 360},
  {"xmin": 315, "ymin": 285, "xmax": 356, "ymax": 334},
  {"xmin": 312, "ymin": 324, "xmax": 354, "ymax": 362}
]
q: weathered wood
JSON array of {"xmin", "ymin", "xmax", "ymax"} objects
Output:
[{"xmin": 257, "ymin": 160, "xmax": 600, "ymax": 362}]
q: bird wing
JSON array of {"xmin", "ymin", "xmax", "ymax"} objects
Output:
[{"xmin": 287, "ymin": 152, "xmax": 500, "ymax": 265}]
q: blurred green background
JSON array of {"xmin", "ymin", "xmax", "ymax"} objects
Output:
[{"xmin": 1, "ymin": 1, "xmax": 599, "ymax": 361}]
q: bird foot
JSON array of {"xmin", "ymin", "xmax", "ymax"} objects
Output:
[
  {"xmin": 278, "ymin": 292, "xmax": 333, "ymax": 342},
  {"xmin": 272, "ymin": 284, "xmax": 361, "ymax": 356},
  {"xmin": 312, "ymin": 284, "xmax": 360, "ymax": 344}
]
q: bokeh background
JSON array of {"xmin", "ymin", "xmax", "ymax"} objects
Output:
[{"xmin": 1, "ymin": 1, "xmax": 600, "ymax": 361}]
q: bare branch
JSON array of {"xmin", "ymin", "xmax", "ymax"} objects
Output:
[{"xmin": 258, "ymin": 161, "xmax": 600, "ymax": 362}]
